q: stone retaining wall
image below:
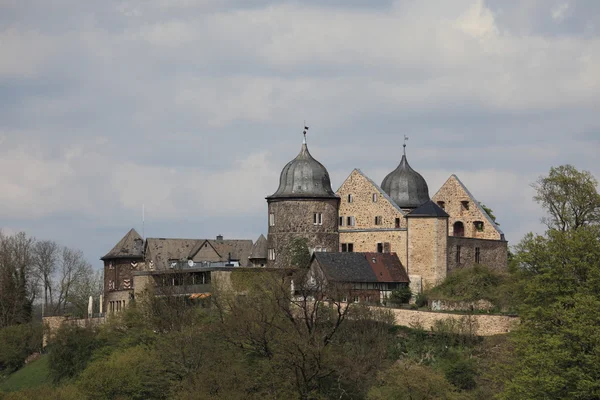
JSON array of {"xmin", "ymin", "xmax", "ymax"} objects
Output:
[
  {"xmin": 42, "ymin": 316, "xmax": 106, "ymax": 347},
  {"xmin": 387, "ymin": 308, "xmax": 519, "ymax": 336}
]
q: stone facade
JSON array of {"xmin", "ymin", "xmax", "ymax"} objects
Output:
[
  {"xmin": 267, "ymin": 198, "xmax": 339, "ymax": 268},
  {"xmin": 447, "ymin": 236, "xmax": 508, "ymax": 272},
  {"xmin": 407, "ymin": 217, "xmax": 448, "ymax": 289},
  {"xmin": 337, "ymin": 169, "xmax": 408, "ymax": 265},
  {"xmin": 432, "ymin": 175, "xmax": 504, "ymax": 241}
]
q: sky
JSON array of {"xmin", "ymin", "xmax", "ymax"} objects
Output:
[{"xmin": 1, "ymin": 0, "xmax": 599, "ymax": 269}]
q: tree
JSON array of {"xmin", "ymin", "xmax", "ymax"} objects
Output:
[
  {"xmin": 48, "ymin": 324, "xmax": 100, "ymax": 383},
  {"xmin": 289, "ymin": 237, "xmax": 311, "ymax": 268},
  {"xmin": 0, "ymin": 232, "xmax": 36, "ymax": 328},
  {"xmin": 532, "ymin": 165, "xmax": 600, "ymax": 231},
  {"xmin": 479, "ymin": 203, "xmax": 499, "ymax": 225},
  {"xmin": 33, "ymin": 240, "xmax": 59, "ymax": 315},
  {"xmin": 502, "ymin": 226, "xmax": 600, "ymax": 399},
  {"xmin": 53, "ymin": 247, "xmax": 91, "ymax": 315}
]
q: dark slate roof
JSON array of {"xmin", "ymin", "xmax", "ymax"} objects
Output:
[
  {"xmin": 406, "ymin": 200, "xmax": 449, "ymax": 218},
  {"xmin": 249, "ymin": 234, "xmax": 267, "ymax": 260},
  {"xmin": 364, "ymin": 253, "xmax": 410, "ymax": 283},
  {"xmin": 381, "ymin": 153, "xmax": 430, "ymax": 209},
  {"xmin": 101, "ymin": 228, "xmax": 144, "ymax": 260},
  {"xmin": 313, "ymin": 252, "xmax": 409, "ymax": 283},
  {"xmin": 314, "ymin": 253, "xmax": 377, "ymax": 282},
  {"xmin": 267, "ymin": 140, "xmax": 337, "ymax": 199},
  {"xmin": 145, "ymin": 237, "xmax": 253, "ymax": 270}
]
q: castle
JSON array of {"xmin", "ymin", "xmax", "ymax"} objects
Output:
[{"xmin": 101, "ymin": 133, "xmax": 507, "ymax": 312}]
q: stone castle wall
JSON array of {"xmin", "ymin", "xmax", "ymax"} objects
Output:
[
  {"xmin": 388, "ymin": 308, "xmax": 519, "ymax": 336},
  {"xmin": 407, "ymin": 217, "xmax": 448, "ymax": 289},
  {"xmin": 339, "ymin": 230, "xmax": 407, "ymax": 266},
  {"xmin": 447, "ymin": 236, "xmax": 508, "ymax": 272},
  {"xmin": 432, "ymin": 176, "xmax": 502, "ymax": 240},
  {"xmin": 267, "ymin": 198, "xmax": 339, "ymax": 268}
]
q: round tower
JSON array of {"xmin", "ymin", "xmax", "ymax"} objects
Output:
[{"xmin": 266, "ymin": 131, "xmax": 340, "ymax": 268}]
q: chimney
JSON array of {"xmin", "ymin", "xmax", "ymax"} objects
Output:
[{"xmin": 216, "ymin": 234, "xmax": 223, "ymax": 240}]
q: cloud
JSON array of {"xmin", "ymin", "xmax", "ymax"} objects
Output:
[{"xmin": 0, "ymin": 0, "xmax": 598, "ymax": 266}]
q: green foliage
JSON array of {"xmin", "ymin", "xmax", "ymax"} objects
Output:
[
  {"xmin": 0, "ymin": 355, "xmax": 50, "ymax": 393},
  {"xmin": 0, "ymin": 323, "xmax": 43, "ymax": 373},
  {"xmin": 289, "ymin": 237, "xmax": 311, "ymax": 268},
  {"xmin": 427, "ymin": 265, "xmax": 517, "ymax": 311},
  {"xmin": 415, "ymin": 293, "xmax": 428, "ymax": 308},
  {"xmin": 47, "ymin": 324, "xmax": 99, "ymax": 383},
  {"xmin": 367, "ymin": 362, "xmax": 471, "ymax": 400},
  {"xmin": 502, "ymin": 226, "xmax": 600, "ymax": 399},
  {"xmin": 76, "ymin": 346, "xmax": 171, "ymax": 400},
  {"xmin": 479, "ymin": 203, "xmax": 499, "ymax": 225},
  {"xmin": 444, "ymin": 358, "xmax": 477, "ymax": 390},
  {"xmin": 0, "ymin": 384, "xmax": 82, "ymax": 400},
  {"xmin": 532, "ymin": 164, "xmax": 600, "ymax": 231},
  {"xmin": 390, "ymin": 286, "xmax": 412, "ymax": 304}
]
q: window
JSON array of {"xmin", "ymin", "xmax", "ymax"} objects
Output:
[
  {"xmin": 339, "ymin": 216, "xmax": 344, "ymax": 226},
  {"xmin": 372, "ymin": 193, "xmax": 378, "ymax": 202},
  {"xmin": 269, "ymin": 213, "xmax": 275, "ymax": 226},
  {"xmin": 375, "ymin": 216, "xmax": 382, "ymax": 225},
  {"xmin": 395, "ymin": 218, "xmax": 401, "ymax": 228},
  {"xmin": 456, "ymin": 245, "xmax": 461, "ymax": 263},
  {"xmin": 437, "ymin": 201, "xmax": 445, "ymax": 210},
  {"xmin": 453, "ymin": 221, "xmax": 465, "ymax": 237},
  {"xmin": 474, "ymin": 221, "xmax": 484, "ymax": 232},
  {"xmin": 461, "ymin": 200, "xmax": 470, "ymax": 211},
  {"xmin": 108, "ymin": 262, "xmax": 114, "ymax": 270},
  {"xmin": 313, "ymin": 213, "xmax": 323, "ymax": 225},
  {"xmin": 353, "ymin": 296, "xmax": 359, "ymax": 303},
  {"xmin": 475, "ymin": 247, "xmax": 481, "ymax": 264},
  {"xmin": 348, "ymin": 194, "xmax": 353, "ymax": 203},
  {"xmin": 341, "ymin": 243, "xmax": 354, "ymax": 252},
  {"xmin": 347, "ymin": 216, "xmax": 355, "ymax": 226},
  {"xmin": 268, "ymin": 248, "xmax": 275, "ymax": 260},
  {"xmin": 377, "ymin": 243, "xmax": 383, "ymax": 253}
]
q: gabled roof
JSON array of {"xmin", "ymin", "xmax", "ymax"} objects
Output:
[
  {"xmin": 312, "ymin": 252, "xmax": 409, "ymax": 284},
  {"xmin": 337, "ymin": 169, "xmax": 406, "ymax": 215},
  {"xmin": 145, "ymin": 237, "xmax": 254, "ymax": 270},
  {"xmin": 435, "ymin": 175, "xmax": 504, "ymax": 236},
  {"xmin": 364, "ymin": 252, "xmax": 410, "ymax": 283},
  {"xmin": 406, "ymin": 200, "xmax": 449, "ymax": 218},
  {"xmin": 101, "ymin": 228, "xmax": 144, "ymax": 260},
  {"xmin": 249, "ymin": 234, "xmax": 267, "ymax": 260}
]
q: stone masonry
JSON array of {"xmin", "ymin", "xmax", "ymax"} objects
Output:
[
  {"xmin": 337, "ymin": 169, "xmax": 408, "ymax": 265},
  {"xmin": 267, "ymin": 198, "xmax": 339, "ymax": 268},
  {"xmin": 432, "ymin": 175, "xmax": 503, "ymax": 240},
  {"xmin": 407, "ymin": 217, "xmax": 448, "ymax": 289}
]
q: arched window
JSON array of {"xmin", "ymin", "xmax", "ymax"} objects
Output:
[{"xmin": 453, "ymin": 221, "xmax": 465, "ymax": 237}]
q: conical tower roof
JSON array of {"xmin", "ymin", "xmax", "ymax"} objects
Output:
[
  {"xmin": 381, "ymin": 151, "xmax": 430, "ymax": 209},
  {"xmin": 267, "ymin": 137, "xmax": 336, "ymax": 199},
  {"xmin": 101, "ymin": 228, "xmax": 144, "ymax": 260}
]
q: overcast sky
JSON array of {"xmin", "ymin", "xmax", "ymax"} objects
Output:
[{"xmin": 1, "ymin": 0, "xmax": 599, "ymax": 268}]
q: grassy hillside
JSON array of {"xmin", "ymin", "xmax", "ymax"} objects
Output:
[{"xmin": 0, "ymin": 355, "xmax": 50, "ymax": 393}]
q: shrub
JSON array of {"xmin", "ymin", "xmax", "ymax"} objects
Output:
[
  {"xmin": 445, "ymin": 359, "xmax": 477, "ymax": 390},
  {"xmin": 415, "ymin": 293, "xmax": 428, "ymax": 308},
  {"xmin": 391, "ymin": 286, "xmax": 412, "ymax": 304},
  {"xmin": 76, "ymin": 346, "xmax": 171, "ymax": 400},
  {"xmin": 0, "ymin": 323, "xmax": 43, "ymax": 373},
  {"xmin": 47, "ymin": 324, "xmax": 99, "ymax": 383}
]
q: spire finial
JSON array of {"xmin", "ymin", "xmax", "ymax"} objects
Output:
[
  {"xmin": 303, "ymin": 122, "xmax": 309, "ymax": 144},
  {"xmin": 403, "ymin": 135, "xmax": 409, "ymax": 156}
]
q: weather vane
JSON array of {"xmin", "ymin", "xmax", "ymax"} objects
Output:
[
  {"xmin": 403, "ymin": 135, "xmax": 409, "ymax": 155},
  {"xmin": 303, "ymin": 122, "xmax": 309, "ymax": 144}
]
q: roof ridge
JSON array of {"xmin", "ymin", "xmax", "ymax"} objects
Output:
[{"xmin": 337, "ymin": 169, "xmax": 406, "ymax": 215}]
